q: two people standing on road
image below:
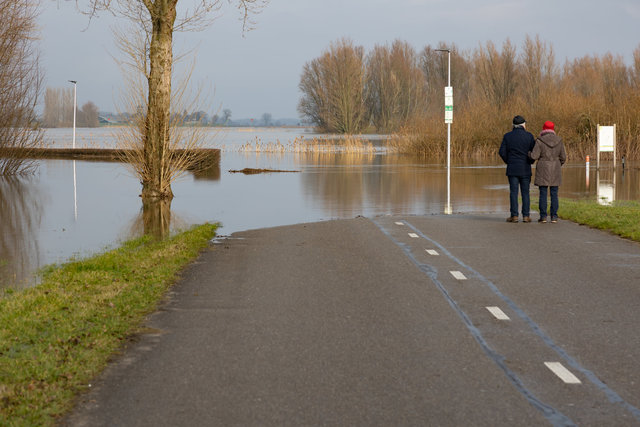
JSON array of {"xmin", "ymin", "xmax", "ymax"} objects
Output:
[
  {"xmin": 499, "ymin": 115, "xmax": 536, "ymax": 223},
  {"xmin": 499, "ymin": 116, "xmax": 567, "ymax": 223},
  {"xmin": 530, "ymin": 120, "xmax": 567, "ymax": 223}
]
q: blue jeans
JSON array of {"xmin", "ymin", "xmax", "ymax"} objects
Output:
[
  {"xmin": 538, "ymin": 186, "xmax": 559, "ymax": 218},
  {"xmin": 508, "ymin": 175, "xmax": 531, "ymax": 217}
]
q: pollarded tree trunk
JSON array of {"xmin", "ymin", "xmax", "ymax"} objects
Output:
[{"xmin": 142, "ymin": 0, "xmax": 178, "ymax": 200}]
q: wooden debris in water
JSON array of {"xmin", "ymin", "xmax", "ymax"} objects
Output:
[{"xmin": 228, "ymin": 168, "xmax": 301, "ymax": 174}]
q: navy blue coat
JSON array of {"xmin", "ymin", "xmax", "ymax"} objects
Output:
[{"xmin": 499, "ymin": 127, "xmax": 536, "ymax": 177}]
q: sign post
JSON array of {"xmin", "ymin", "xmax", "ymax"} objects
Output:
[
  {"xmin": 436, "ymin": 48, "xmax": 452, "ymax": 214},
  {"xmin": 444, "ymin": 85, "xmax": 453, "ymax": 214}
]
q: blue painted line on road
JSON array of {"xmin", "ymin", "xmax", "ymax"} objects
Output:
[
  {"xmin": 372, "ymin": 218, "xmax": 575, "ymax": 427},
  {"xmin": 399, "ymin": 220, "xmax": 640, "ymax": 423}
]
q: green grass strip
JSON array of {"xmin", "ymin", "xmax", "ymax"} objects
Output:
[
  {"xmin": 559, "ymin": 198, "xmax": 640, "ymax": 242},
  {"xmin": 0, "ymin": 223, "xmax": 217, "ymax": 426}
]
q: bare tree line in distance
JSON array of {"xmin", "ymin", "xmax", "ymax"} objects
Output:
[
  {"xmin": 299, "ymin": 36, "xmax": 640, "ymax": 159},
  {"xmin": 42, "ymin": 87, "xmax": 100, "ymax": 128}
]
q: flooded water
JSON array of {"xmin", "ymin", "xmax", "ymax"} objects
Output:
[{"xmin": 1, "ymin": 127, "xmax": 637, "ymax": 289}]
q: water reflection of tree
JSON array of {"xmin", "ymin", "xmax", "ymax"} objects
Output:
[
  {"xmin": 0, "ymin": 177, "xmax": 42, "ymax": 288},
  {"xmin": 300, "ymin": 155, "xmax": 640, "ymax": 214},
  {"xmin": 127, "ymin": 198, "xmax": 188, "ymax": 240},
  {"xmin": 299, "ymin": 153, "xmax": 513, "ymax": 215},
  {"xmin": 142, "ymin": 198, "xmax": 172, "ymax": 239}
]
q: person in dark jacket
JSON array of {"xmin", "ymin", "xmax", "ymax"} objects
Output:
[
  {"xmin": 499, "ymin": 115, "xmax": 536, "ymax": 222},
  {"xmin": 530, "ymin": 120, "xmax": 567, "ymax": 223}
]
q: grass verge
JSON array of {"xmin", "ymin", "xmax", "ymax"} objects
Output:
[
  {"xmin": 559, "ymin": 199, "xmax": 640, "ymax": 242},
  {"xmin": 0, "ymin": 223, "xmax": 217, "ymax": 426}
]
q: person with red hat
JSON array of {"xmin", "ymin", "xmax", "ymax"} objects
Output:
[{"xmin": 530, "ymin": 120, "xmax": 567, "ymax": 223}]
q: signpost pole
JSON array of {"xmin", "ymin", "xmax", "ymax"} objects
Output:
[
  {"xmin": 597, "ymin": 124, "xmax": 600, "ymax": 170},
  {"xmin": 613, "ymin": 123, "xmax": 617, "ymax": 170},
  {"xmin": 437, "ymin": 48, "xmax": 453, "ymax": 215},
  {"xmin": 446, "ymin": 51, "xmax": 451, "ymax": 215}
]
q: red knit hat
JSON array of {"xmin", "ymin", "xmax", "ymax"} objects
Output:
[{"xmin": 543, "ymin": 121, "xmax": 555, "ymax": 131}]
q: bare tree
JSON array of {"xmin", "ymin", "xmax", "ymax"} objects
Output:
[
  {"xmin": 473, "ymin": 40, "xmax": 518, "ymax": 108},
  {"xmin": 43, "ymin": 87, "xmax": 63, "ymax": 128},
  {"xmin": 80, "ymin": 101, "xmax": 100, "ymax": 127},
  {"xmin": 563, "ymin": 56, "xmax": 603, "ymax": 99},
  {"xmin": 519, "ymin": 35, "xmax": 557, "ymax": 105},
  {"xmin": 633, "ymin": 44, "xmax": 640, "ymax": 89},
  {"xmin": 366, "ymin": 44, "xmax": 400, "ymax": 132},
  {"xmin": 222, "ymin": 108, "xmax": 232, "ymax": 124},
  {"xmin": 113, "ymin": 19, "xmax": 220, "ymax": 201},
  {"xmin": 79, "ymin": 0, "xmax": 266, "ymax": 200},
  {"xmin": 0, "ymin": 0, "xmax": 43, "ymax": 175},
  {"xmin": 600, "ymin": 53, "xmax": 630, "ymax": 106},
  {"xmin": 43, "ymin": 87, "xmax": 90, "ymax": 127},
  {"xmin": 366, "ymin": 40, "xmax": 426, "ymax": 132},
  {"xmin": 298, "ymin": 38, "xmax": 368, "ymax": 134},
  {"xmin": 419, "ymin": 43, "xmax": 471, "ymax": 112}
]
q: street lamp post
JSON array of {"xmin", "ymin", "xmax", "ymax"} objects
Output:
[
  {"xmin": 436, "ymin": 49, "xmax": 452, "ymax": 214},
  {"xmin": 68, "ymin": 80, "xmax": 77, "ymax": 220},
  {"xmin": 68, "ymin": 80, "xmax": 77, "ymax": 149}
]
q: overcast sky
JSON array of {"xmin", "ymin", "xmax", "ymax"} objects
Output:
[{"xmin": 40, "ymin": 0, "xmax": 640, "ymax": 119}]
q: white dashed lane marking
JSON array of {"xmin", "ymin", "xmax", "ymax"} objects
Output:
[
  {"xmin": 395, "ymin": 222, "xmax": 404, "ymax": 225},
  {"xmin": 426, "ymin": 249, "xmax": 439, "ymax": 256},
  {"xmin": 408, "ymin": 233, "xmax": 419, "ymax": 238},
  {"xmin": 544, "ymin": 362, "xmax": 582, "ymax": 384},
  {"xmin": 486, "ymin": 306, "xmax": 510, "ymax": 320},
  {"xmin": 450, "ymin": 271, "xmax": 467, "ymax": 280}
]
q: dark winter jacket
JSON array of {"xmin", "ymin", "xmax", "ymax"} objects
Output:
[
  {"xmin": 530, "ymin": 130, "xmax": 567, "ymax": 186},
  {"xmin": 499, "ymin": 126, "xmax": 536, "ymax": 177}
]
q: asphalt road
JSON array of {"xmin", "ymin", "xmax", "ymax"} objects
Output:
[{"xmin": 63, "ymin": 215, "xmax": 640, "ymax": 426}]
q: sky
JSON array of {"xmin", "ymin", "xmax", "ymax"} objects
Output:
[{"xmin": 39, "ymin": 0, "xmax": 640, "ymax": 120}]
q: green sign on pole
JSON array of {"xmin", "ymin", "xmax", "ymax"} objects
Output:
[{"xmin": 444, "ymin": 86, "xmax": 453, "ymax": 123}]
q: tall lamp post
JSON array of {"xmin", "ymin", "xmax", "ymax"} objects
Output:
[
  {"xmin": 68, "ymin": 80, "xmax": 77, "ymax": 149},
  {"xmin": 436, "ymin": 48, "xmax": 452, "ymax": 214},
  {"xmin": 69, "ymin": 80, "xmax": 77, "ymax": 220}
]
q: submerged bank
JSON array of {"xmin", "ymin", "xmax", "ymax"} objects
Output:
[{"xmin": 1, "ymin": 147, "xmax": 221, "ymax": 169}]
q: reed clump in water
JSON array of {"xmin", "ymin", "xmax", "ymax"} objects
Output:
[{"xmin": 236, "ymin": 135, "xmax": 378, "ymax": 154}]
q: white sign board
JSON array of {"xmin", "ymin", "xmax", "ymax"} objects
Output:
[
  {"xmin": 598, "ymin": 126, "xmax": 615, "ymax": 152},
  {"xmin": 444, "ymin": 86, "xmax": 453, "ymax": 123},
  {"xmin": 597, "ymin": 124, "xmax": 617, "ymax": 170}
]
